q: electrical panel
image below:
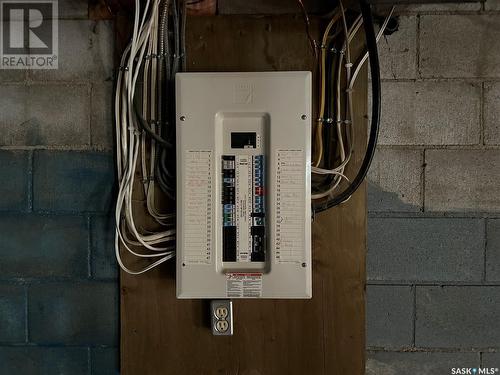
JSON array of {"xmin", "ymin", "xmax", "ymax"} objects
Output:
[{"xmin": 176, "ymin": 72, "xmax": 312, "ymax": 299}]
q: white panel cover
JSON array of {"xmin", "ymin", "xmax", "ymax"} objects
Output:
[{"xmin": 176, "ymin": 72, "xmax": 312, "ymax": 299}]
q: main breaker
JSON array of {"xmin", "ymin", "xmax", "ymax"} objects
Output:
[{"xmin": 176, "ymin": 72, "xmax": 312, "ymax": 298}]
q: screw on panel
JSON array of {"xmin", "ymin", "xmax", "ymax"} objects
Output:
[
  {"xmin": 180, "ymin": 116, "xmax": 186, "ymax": 121},
  {"xmin": 301, "ymin": 114, "xmax": 307, "ymax": 120},
  {"xmin": 302, "ymin": 262, "xmax": 307, "ymax": 268}
]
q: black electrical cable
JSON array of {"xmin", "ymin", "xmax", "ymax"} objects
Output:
[
  {"xmin": 154, "ymin": 0, "xmax": 184, "ymax": 199},
  {"xmin": 156, "ymin": 147, "xmax": 176, "ymax": 200},
  {"xmin": 313, "ymin": 0, "xmax": 380, "ymax": 213},
  {"xmin": 134, "ymin": 105, "xmax": 173, "ymax": 148}
]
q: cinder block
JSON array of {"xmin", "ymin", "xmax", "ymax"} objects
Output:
[
  {"xmin": 0, "ymin": 347, "xmax": 88, "ymax": 374},
  {"xmin": 0, "ymin": 285, "xmax": 26, "ymax": 343},
  {"xmin": 29, "ymin": 282, "xmax": 118, "ymax": 345},
  {"xmin": 0, "ymin": 84, "xmax": 90, "ymax": 146},
  {"xmin": 485, "ymin": 0, "xmax": 500, "ymax": 10},
  {"xmin": 368, "ymin": 218, "xmax": 484, "ymax": 282},
  {"xmin": 378, "ymin": 81, "xmax": 480, "ymax": 145},
  {"xmin": 416, "ymin": 286, "xmax": 500, "ymax": 347},
  {"xmin": 425, "ymin": 150, "xmax": 500, "ymax": 212},
  {"xmin": 368, "ymin": 148, "xmax": 422, "ymax": 212},
  {"xmin": 486, "ymin": 219, "xmax": 500, "ymax": 282},
  {"xmin": 366, "ymin": 351, "xmax": 479, "ymax": 375},
  {"xmin": 401, "ymin": 2, "xmax": 481, "ymax": 11},
  {"xmin": 378, "ymin": 16, "xmax": 417, "ymax": 80},
  {"xmin": 91, "ymin": 82, "xmax": 114, "ymax": 150},
  {"xmin": 420, "ymin": 15, "xmax": 500, "ymax": 78},
  {"xmin": 0, "ymin": 87, "xmax": 24, "ymax": 141},
  {"xmin": 91, "ymin": 215, "xmax": 118, "ymax": 279},
  {"xmin": 92, "ymin": 347, "xmax": 119, "ymax": 375},
  {"xmin": 33, "ymin": 151, "xmax": 115, "ymax": 213},
  {"xmin": 484, "ymin": 82, "xmax": 500, "ymax": 145},
  {"xmin": 0, "ymin": 70, "xmax": 26, "ymax": 82},
  {"xmin": 366, "ymin": 286, "xmax": 414, "ymax": 348},
  {"xmin": 0, "ymin": 151, "xmax": 30, "ymax": 211},
  {"xmin": 482, "ymin": 352, "xmax": 500, "ymax": 368},
  {"xmin": 30, "ymin": 21, "xmax": 113, "ymax": 82},
  {"xmin": 0, "ymin": 214, "xmax": 88, "ymax": 278}
]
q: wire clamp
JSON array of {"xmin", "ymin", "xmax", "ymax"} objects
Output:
[
  {"xmin": 345, "ymin": 62, "xmax": 353, "ymax": 68},
  {"xmin": 343, "ymin": 120, "xmax": 352, "ymax": 125}
]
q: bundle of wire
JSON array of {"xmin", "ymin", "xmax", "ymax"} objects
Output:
[
  {"xmin": 310, "ymin": 0, "xmax": 394, "ymax": 212},
  {"xmin": 114, "ymin": 0, "xmax": 186, "ymax": 274}
]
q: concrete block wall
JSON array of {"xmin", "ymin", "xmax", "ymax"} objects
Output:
[
  {"xmin": 0, "ymin": 3, "xmax": 118, "ymax": 374},
  {"xmin": 367, "ymin": 1, "xmax": 500, "ymax": 373},
  {"xmin": 1, "ymin": 1, "xmax": 498, "ymax": 374}
]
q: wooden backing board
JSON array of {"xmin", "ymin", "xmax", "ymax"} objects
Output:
[{"xmin": 121, "ymin": 15, "xmax": 367, "ymax": 375}]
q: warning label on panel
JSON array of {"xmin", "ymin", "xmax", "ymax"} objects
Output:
[{"xmin": 226, "ymin": 273, "xmax": 262, "ymax": 298}]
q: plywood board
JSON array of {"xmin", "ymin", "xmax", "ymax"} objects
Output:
[{"xmin": 121, "ymin": 15, "xmax": 367, "ymax": 375}]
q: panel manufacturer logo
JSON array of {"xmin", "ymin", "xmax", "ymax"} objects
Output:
[
  {"xmin": 233, "ymin": 83, "xmax": 254, "ymax": 104},
  {"xmin": 0, "ymin": 0, "xmax": 58, "ymax": 69}
]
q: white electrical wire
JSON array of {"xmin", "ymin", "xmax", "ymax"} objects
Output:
[
  {"xmin": 311, "ymin": 6, "xmax": 395, "ymax": 201},
  {"xmin": 114, "ymin": 2, "xmax": 393, "ymax": 270},
  {"xmin": 349, "ymin": 6, "xmax": 395, "ymax": 90},
  {"xmin": 114, "ymin": 0, "xmax": 179, "ymax": 275},
  {"xmin": 312, "ymin": 0, "xmax": 356, "ymax": 200}
]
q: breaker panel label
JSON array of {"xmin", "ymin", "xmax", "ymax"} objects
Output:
[
  {"xmin": 226, "ymin": 272, "xmax": 263, "ymax": 298},
  {"xmin": 275, "ymin": 150, "xmax": 305, "ymax": 264},
  {"xmin": 183, "ymin": 150, "xmax": 213, "ymax": 265}
]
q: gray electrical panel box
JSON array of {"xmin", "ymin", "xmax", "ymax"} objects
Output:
[{"xmin": 176, "ymin": 72, "xmax": 312, "ymax": 299}]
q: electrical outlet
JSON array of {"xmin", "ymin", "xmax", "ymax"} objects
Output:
[
  {"xmin": 215, "ymin": 319, "xmax": 229, "ymax": 333},
  {"xmin": 211, "ymin": 300, "xmax": 233, "ymax": 336},
  {"xmin": 214, "ymin": 305, "xmax": 229, "ymax": 319}
]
